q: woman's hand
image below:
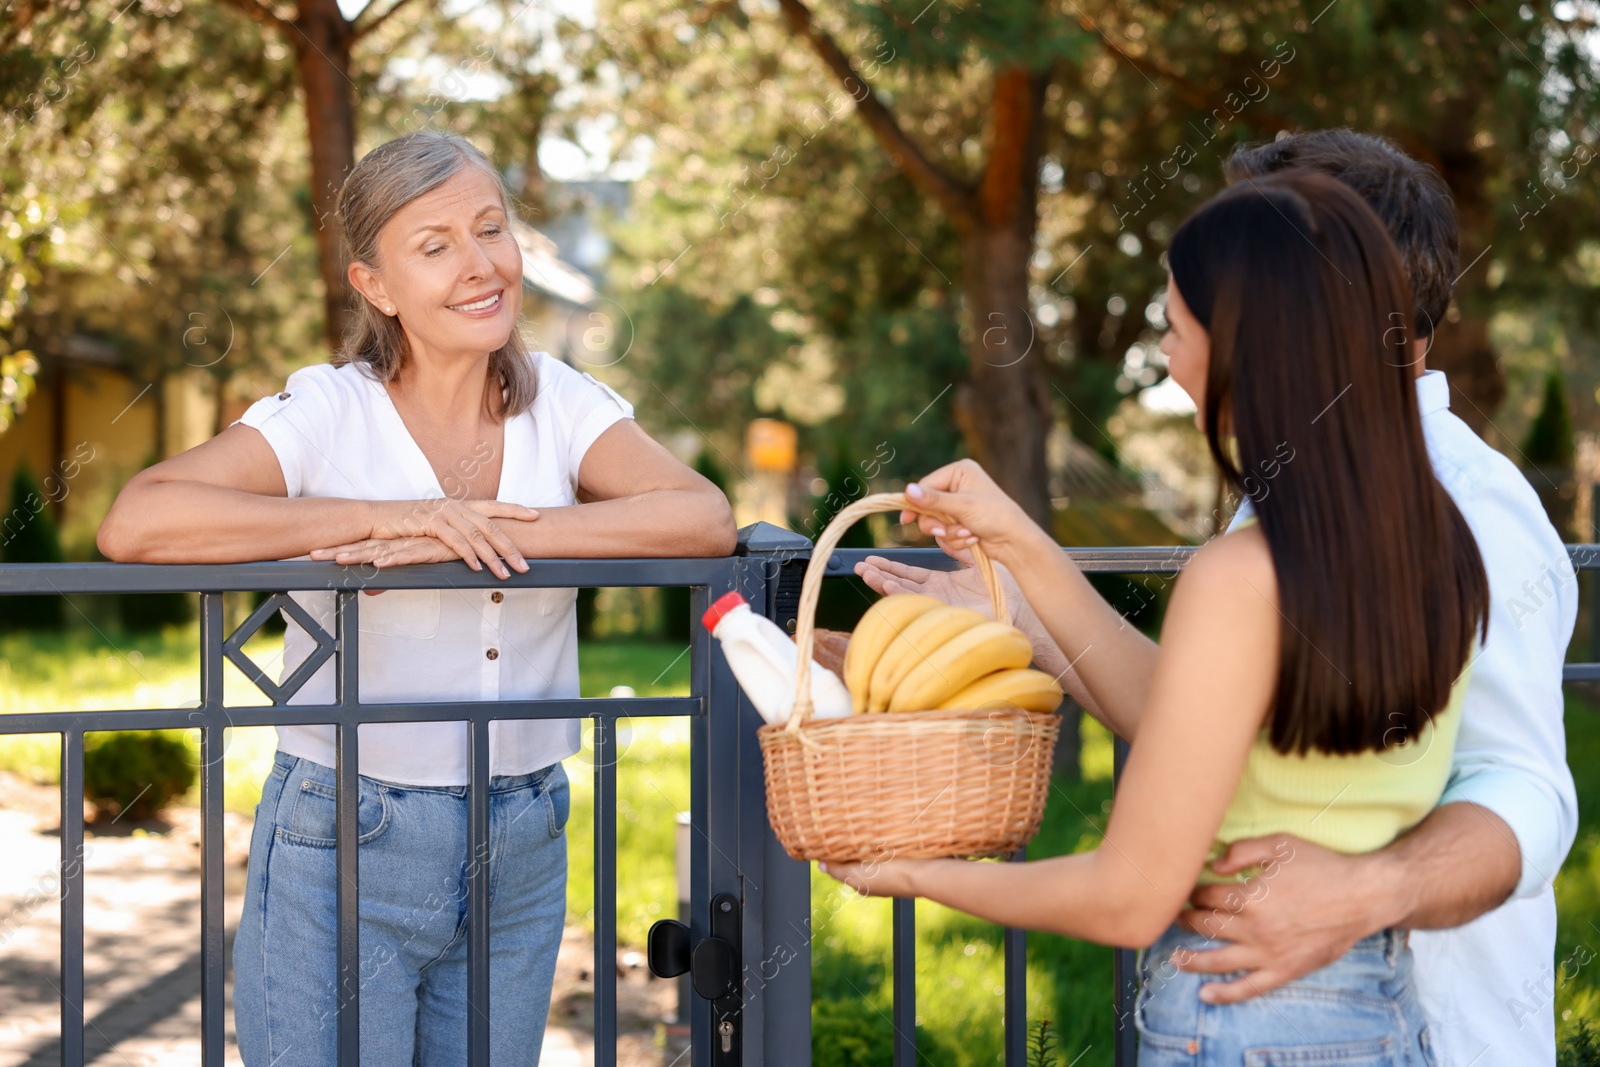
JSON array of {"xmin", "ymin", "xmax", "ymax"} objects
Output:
[
  {"xmin": 363, "ymin": 499, "xmax": 538, "ymax": 578},
  {"xmin": 855, "ymin": 553, "xmax": 1026, "ymax": 624},
  {"xmin": 818, "ymin": 857, "xmax": 941, "ymax": 899},
  {"xmin": 899, "ymin": 460, "xmax": 1040, "ymax": 566},
  {"xmin": 311, "ymin": 535, "xmax": 462, "ymax": 572}
]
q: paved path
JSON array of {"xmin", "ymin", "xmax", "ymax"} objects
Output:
[{"xmin": 0, "ymin": 774, "xmax": 685, "ymax": 1067}]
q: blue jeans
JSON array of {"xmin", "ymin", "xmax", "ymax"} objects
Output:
[
  {"xmin": 233, "ymin": 752, "xmax": 569, "ymax": 1067},
  {"xmin": 1136, "ymin": 924, "xmax": 1437, "ymax": 1066}
]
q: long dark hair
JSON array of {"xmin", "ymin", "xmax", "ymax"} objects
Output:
[{"xmin": 1168, "ymin": 170, "xmax": 1488, "ymax": 756}]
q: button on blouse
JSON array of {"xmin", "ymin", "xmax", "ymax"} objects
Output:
[{"xmin": 234, "ymin": 353, "xmax": 636, "ymax": 785}]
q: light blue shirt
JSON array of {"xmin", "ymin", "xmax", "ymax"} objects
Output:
[{"xmin": 1232, "ymin": 369, "xmax": 1577, "ymax": 1066}]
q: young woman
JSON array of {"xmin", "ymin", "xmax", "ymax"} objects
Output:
[
  {"xmin": 822, "ymin": 170, "xmax": 1486, "ymax": 1064},
  {"xmin": 97, "ymin": 131, "xmax": 736, "ymax": 1066}
]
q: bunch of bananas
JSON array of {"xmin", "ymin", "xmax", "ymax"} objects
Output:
[{"xmin": 841, "ymin": 593, "xmax": 1063, "ymax": 714}]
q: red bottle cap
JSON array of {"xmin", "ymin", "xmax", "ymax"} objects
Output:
[{"xmin": 701, "ymin": 590, "xmax": 749, "ymax": 634}]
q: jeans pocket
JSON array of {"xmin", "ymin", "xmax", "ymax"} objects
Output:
[
  {"xmin": 1417, "ymin": 1023, "xmax": 1436, "ymax": 1067},
  {"xmin": 278, "ymin": 774, "xmax": 390, "ymax": 848},
  {"xmin": 1134, "ymin": 954, "xmax": 1203, "ymax": 1059},
  {"xmin": 544, "ymin": 764, "xmax": 570, "ymax": 839},
  {"xmin": 1242, "ymin": 1035, "xmax": 1399, "ymax": 1065}
]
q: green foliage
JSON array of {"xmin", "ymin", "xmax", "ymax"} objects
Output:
[
  {"xmin": 597, "ymin": 0, "xmax": 1600, "ymax": 461},
  {"xmin": 82, "ymin": 730, "xmax": 197, "ymax": 822},
  {"xmin": 0, "ymin": 464, "xmax": 64, "ymax": 631},
  {"xmin": 798, "ymin": 452, "xmax": 880, "ymax": 631},
  {"xmin": 1, "ymin": 1, "xmax": 315, "ymax": 418},
  {"xmin": 1, "ymin": 464, "xmax": 64, "ymax": 564},
  {"xmin": 620, "ymin": 284, "xmax": 800, "ymax": 459},
  {"xmin": 1525, "ymin": 370, "xmax": 1577, "ymax": 467},
  {"xmin": 1028, "ymin": 1019, "xmax": 1059, "ymax": 1067},
  {"xmin": 577, "ymin": 587, "xmax": 600, "ymax": 640},
  {"xmin": 657, "ymin": 448, "xmax": 734, "ymax": 642},
  {"xmin": 1560, "ymin": 1019, "xmax": 1600, "ymax": 1067},
  {"xmin": 117, "ymin": 592, "xmax": 197, "ymax": 633},
  {"xmin": 694, "ymin": 449, "xmax": 730, "ymax": 493},
  {"xmin": 811, "ymin": 999, "xmax": 893, "ymax": 1067},
  {"xmin": 247, "ymin": 589, "xmax": 288, "ymax": 635}
]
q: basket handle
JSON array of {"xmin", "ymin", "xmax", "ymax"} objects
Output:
[{"xmin": 790, "ymin": 492, "xmax": 1008, "ymax": 728}]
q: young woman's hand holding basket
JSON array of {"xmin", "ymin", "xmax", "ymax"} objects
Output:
[{"xmin": 760, "ymin": 480, "xmax": 1063, "ymax": 863}]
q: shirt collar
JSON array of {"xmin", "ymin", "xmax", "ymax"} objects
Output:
[{"xmin": 1416, "ymin": 370, "xmax": 1451, "ymax": 418}]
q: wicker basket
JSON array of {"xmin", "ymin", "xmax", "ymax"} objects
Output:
[{"xmin": 759, "ymin": 493, "xmax": 1060, "ymax": 862}]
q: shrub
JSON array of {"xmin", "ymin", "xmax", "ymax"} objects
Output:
[
  {"xmin": 117, "ymin": 591, "xmax": 196, "ymax": 632},
  {"xmin": 812, "ymin": 999, "xmax": 892, "ymax": 1067},
  {"xmin": 1561, "ymin": 1019, "xmax": 1600, "ymax": 1067},
  {"xmin": 0, "ymin": 463, "xmax": 65, "ymax": 631},
  {"xmin": 1524, "ymin": 369, "xmax": 1576, "ymax": 468},
  {"xmin": 83, "ymin": 730, "xmax": 196, "ymax": 822}
]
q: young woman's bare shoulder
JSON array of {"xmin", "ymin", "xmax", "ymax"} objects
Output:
[{"xmin": 1178, "ymin": 523, "xmax": 1278, "ymax": 607}]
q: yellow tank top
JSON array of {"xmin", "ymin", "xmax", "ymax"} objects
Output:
[{"xmin": 1197, "ymin": 518, "xmax": 1472, "ymax": 882}]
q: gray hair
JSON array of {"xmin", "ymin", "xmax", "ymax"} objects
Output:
[{"xmin": 334, "ymin": 131, "xmax": 538, "ymax": 416}]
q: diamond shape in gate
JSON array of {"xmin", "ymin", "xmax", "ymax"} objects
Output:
[{"xmin": 224, "ymin": 593, "xmax": 337, "ymax": 705}]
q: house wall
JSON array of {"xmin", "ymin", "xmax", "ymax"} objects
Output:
[{"xmin": 0, "ymin": 366, "xmax": 217, "ymax": 555}]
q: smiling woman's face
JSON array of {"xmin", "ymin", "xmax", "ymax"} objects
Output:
[
  {"xmin": 1159, "ymin": 275, "xmax": 1212, "ymax": 430},
  {"xmin": 354, "ymin": 165, "xmax": 523, "ymax": 362}
]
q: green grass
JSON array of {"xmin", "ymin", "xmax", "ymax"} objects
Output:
[
  {"xmin": 805, "ymin": 722, "xmax": 1119, "ymax": 1066},
  {"xmin": 3, "ymin": 628, "xmax": 1599, "ymax": 1063},
  {"xmin": 1557, "ymin": 692, "xmax": 1600, "ymax": 1041}
]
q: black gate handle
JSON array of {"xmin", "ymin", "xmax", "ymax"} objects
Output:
[{"xmin": 648, "ymin": 893, "xmax": 742, "ymax": 1064}]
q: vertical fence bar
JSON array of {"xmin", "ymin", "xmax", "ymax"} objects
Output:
[
  {"xmin": 892, "ymin": 898, "xmax": 916, "ymax": 1066},
  {"xmin": 199, "ymin": 593, "xmax": 226, "ymax": 1065},
  {"xmin": 467, "ymin": 716, "xmax": 492, "ymax": 1066},
  {"xmin": 59, "ymin": 727, "xmax": 85, "ymax": 1067},
  {"xmin": 691, "ymin": 578, "xmax": 715, "ymax": 1067},
  {"xmin": 594, "ymin": 714, "xmax": 619, "ymax": 1067},
  {"xmin": 737, "ymin": 537, "xmax": 817, "ymax": 1065},
  {"xmin": 1003, "ymin": 849, "xmax": 1027, "ymax": 1066},
  {"xmin": 335, "ymin": 591, "xmax": 361, "ymax": 1067},
  {"xmin": 705, "ymin": 562, "xmax": 749, "ymax": 1065},
  {"xmin": 1111, "ymin": 736, "xmax": 1137, "ymax": 1067}
]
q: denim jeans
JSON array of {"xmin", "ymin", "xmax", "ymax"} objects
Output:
[
  {"xmin": 1136, "ymin": 924, "xmax": 1437, "ymax": 1066},
  {"xmin": 233, "ymin": 752, "xmax": 569, "ymax": 1067}
]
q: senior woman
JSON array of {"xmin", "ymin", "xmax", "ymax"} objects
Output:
[{"xmin": 97, "ymin": 130, "xmax": 736, "ymax": 1066}]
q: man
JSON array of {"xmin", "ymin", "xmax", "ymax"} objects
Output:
[{"xmin": 857, "ymin": 130, "xmax": 1578, "ymax": 1066}]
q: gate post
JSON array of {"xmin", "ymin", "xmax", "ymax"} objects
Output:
[{"xmin": 734, "ymin": 522, "xmax": 815, "ymax": 1065}]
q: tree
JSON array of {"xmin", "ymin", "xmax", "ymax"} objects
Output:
[
  {"xmin": 2, "ymin": 0, "xmax": 319, "ymax": 421},
  {"xmin": 207, "ymin": 0, "xmax": 431, "ymax": 350},
  {"xmin": 596, "ymin": 0, "xmax": 1600, "ymax": 512},
  {"xmin": 441, "ymin": 4, "xmax": 575, "ymax": 223},
  {"xmin": 763, "ymin": 1, "xmax": 1093, "ymax": 524}
]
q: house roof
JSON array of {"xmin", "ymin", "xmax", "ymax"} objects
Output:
[{"xmin": 513, "ymin": 220, "xmax": 596, "ymax": 307}]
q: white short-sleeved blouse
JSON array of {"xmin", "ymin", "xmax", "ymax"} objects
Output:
[{"xmin": 234, "ymin": 352, "xmax": 635, "ymax": 784}]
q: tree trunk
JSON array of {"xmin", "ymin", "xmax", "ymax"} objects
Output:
[
  {"xmin": 294, "ymin": 0, "xmax": 358, "ymax": 353},
  {"xmin": 954, "ymin": 223, "xmax": 1055, "ymax": 527},
  {"xmin": 518, "ymin": 81, "xmax": 548, "ymax": 222}
]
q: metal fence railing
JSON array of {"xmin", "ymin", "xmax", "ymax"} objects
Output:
[{"xmin": 4, "ymin": 531, "xmax": 1597, "ymax": 1066}]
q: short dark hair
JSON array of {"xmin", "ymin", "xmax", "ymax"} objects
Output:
[
  {"xmin": 1169, "ymin": 171, "xmax": 1487, "ymax": 756},
  {"xmin": 1224, "ymin": 130, "xmax": 1458, "ymax": 339}
]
